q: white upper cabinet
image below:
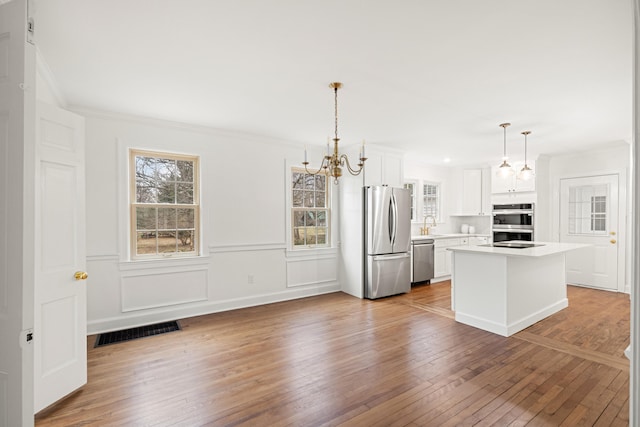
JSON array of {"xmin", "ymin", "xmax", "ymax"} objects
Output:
[
  {"xmin": 456, "ymin": 167, "xmax": 490, "ymax": 215},
  {"xmin": 491, "ymin": 161, "xmax": 536, "ymax": 194},
  {"xmin": 363, "ymin": 148, "xmax": 404, "ymax": 187},
  {"xmin": 462, "ymin": 169, "xmax": 482, "ymax": 214}
]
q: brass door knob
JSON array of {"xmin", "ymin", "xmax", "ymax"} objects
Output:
[
  {"xmin": 74, "ymin": 271, "xmax": 88, "ymax": 280},
  {"xmin": 610, "ymin": 239, "xmax": 617, "ymax": 244}
]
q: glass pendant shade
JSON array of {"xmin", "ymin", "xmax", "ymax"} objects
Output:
[
  {"xmin": 498, "ymin": 159, "xmax": 515, "ymax": 177},
  {"xmin": 518, "ymin": 164, "xmax": 534, "ymax": 181}
]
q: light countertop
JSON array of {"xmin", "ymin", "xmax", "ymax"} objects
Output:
[
  {"xmin": 447, "ymin": 241, "xmax": 589, "ymax": 257},
  {"xmin": 411, "ymin": 233, "xmax": 491, "ymax": 241}
]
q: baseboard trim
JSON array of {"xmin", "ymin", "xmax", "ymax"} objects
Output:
[
  {"xmin": 455, "ymin": 298, "xmax": 568, "ymax": 337},
  {"xmin": 87, "ymin": 281, "xmax": 340, "ymax": 335}
]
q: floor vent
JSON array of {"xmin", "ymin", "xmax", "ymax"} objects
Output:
[{"xmin": 95, "ymin": 320, "xmax": 181, "ymax": 347}]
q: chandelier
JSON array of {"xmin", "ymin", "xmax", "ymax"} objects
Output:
[{"xmin": 303, "ymin": 82, "xmax": 366, "ymax": 184}]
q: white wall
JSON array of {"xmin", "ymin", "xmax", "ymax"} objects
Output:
[{"xmin": 80, "ymin": 110, "xmax": 341, "ymax": 334}]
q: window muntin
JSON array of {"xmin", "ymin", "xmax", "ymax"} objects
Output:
[
  {"xmin": 291, "ymin": 169, "xmax": 329, "ymax": 248},
  {"xmin": 422, "ymin": 182, "xmax": 441, "ymax": 222},
  {"xmin": 130, "ymin": 150, "xmax": 200, "ymax": 259},
  {"xmin": 568, "ymin": 184, "xmax": 608, "ymax": 235}
]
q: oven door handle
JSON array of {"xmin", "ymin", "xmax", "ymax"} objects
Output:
[
  {"xmin": 493, "ymin": 228, "xmax": 534, "ymax": 233},
  {"xmin": 493, "ymin": 210, "xmax": 533, "ymax": 215}
]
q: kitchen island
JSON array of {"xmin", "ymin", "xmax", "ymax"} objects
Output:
[{"xmin": 448, "ymin": 242, "xmax": 587, "ymax": 337}]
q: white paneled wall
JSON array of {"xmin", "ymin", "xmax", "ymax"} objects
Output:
[{"xmin": 82, "ymin": 111, "xmax": 341, "ymax": 334}]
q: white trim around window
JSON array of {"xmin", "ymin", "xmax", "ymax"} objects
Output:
[
  {"xmin": 422, "ymin": 181, "xmax": 442, "ymax": 223},
  {"xmin": 284, "ymin": 160, "xmax": 338, "ymax": 255}
]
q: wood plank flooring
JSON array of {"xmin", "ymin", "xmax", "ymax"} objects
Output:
[{"xmin": 35, "ymin": 282, "xmax": 630, "ymax": 426}]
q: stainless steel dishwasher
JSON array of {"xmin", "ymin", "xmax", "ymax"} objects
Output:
[{"xmin": 411, "ymin": 239, "xmax": 435, "ymax": 284}]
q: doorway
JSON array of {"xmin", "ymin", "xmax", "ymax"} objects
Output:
[{"xmin": 559, "ymin": 174, "xmax": 622, "ymax": 291}]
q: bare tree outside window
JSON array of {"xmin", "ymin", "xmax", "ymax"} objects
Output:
[
  {"xmin": 130, "ymin": 150, "xmax": 200, "ymax": 259},
  {"xmin": 291, "ymin": 168, "xmax": 329, "ymax": 248}
]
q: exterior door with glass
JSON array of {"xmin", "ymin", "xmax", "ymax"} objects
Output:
[{"xmin": 559, "ymin": 174, "xmax": 619, "ymax": 291}]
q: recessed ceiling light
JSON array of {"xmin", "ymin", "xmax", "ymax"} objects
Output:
[{"xmin": 443, "ymin": 157, "xmax": 451, "ymax": 163}]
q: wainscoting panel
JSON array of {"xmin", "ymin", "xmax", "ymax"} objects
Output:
[
  {"xmin": 121, "ymin": 268, "xmax": 208, "ymax": 312},
  {"xmin": 286, "ymin": 256, "xmax": 338, "ymax": 288}
]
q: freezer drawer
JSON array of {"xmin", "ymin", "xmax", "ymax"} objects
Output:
[{"xmin": 365, "ymin": 253, "xmax": 411, "ymax": 299}]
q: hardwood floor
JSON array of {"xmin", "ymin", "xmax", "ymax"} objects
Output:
[{"xmin": 35, "ymin": 282, "xmax": 630, "ymax": 426}]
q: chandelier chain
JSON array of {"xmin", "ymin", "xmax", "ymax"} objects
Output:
[
  {"xmin": 302, "ymin": 82, "xmax": 366, "ymax": 184},
  {"xmin": 334, "ymin": 85, "xmax": 339, "ymax": 141}
]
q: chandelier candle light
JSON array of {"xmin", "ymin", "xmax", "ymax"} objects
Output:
[
  {"xmin": 303, "ymin": 82, "xmax": 367, "ymax": 184},
  {"xmin": 497, "ymin": 122, "xmax": 515, "ymax": 178}
]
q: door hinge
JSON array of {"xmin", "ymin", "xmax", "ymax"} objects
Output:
[
  {"xmin": 20, "ymin": 329, "xmax": 34, "ymax": 348},
  {"xmin": 27, "ymin": 17, "xmax": 34, "ymax": 44},
  {"xmin": 26, "ymin": 0, "xmax": 35, "ymax": 44}
]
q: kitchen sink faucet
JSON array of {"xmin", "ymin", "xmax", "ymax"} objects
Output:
[{"xmin": 421, "ymin": 215, "xmax": 437, "ymax": 235}]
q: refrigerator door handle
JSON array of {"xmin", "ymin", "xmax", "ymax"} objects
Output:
[{"xmin": 389, "ymin": 195, "xmax": 397, "ymax": 246}]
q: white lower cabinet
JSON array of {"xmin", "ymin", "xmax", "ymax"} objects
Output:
[
  {"xmin": 434, "ymin": 247, "xmax": 449, "ymax": 278},
  {"xmin": 469, "ymin": 236, "xmax": 489, "ymax": 246},
  {"xmin": 434, "ymin": 238, "xmax": 462, "ymax": 278},
  {"xmin": 434, "ymin": 236, "xmax": 490, "ymax": 279}
]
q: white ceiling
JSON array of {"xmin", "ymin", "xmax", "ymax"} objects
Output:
[{"xmin": 33, "ymin": 0, "xmax": 632, "ymax": 166}]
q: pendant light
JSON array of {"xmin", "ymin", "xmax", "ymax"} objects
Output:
[
  {"xmin": 497, "ymin": 122, "xmax": 514, "ymax": 177},
  {"xmin": 518, "ymin": 130, "xmax": 535, "ymax": 181}
]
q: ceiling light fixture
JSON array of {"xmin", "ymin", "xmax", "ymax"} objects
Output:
[
  {"xmin": 518, "ymin": 131, "xmax": 535, "ymax": 181},
  {"xmin": 497, "ymin": 122, "xmax": 514, "ymax": 178},
  {"xmin": 303, "ymin": 82, "xmax": 366, "ymax": 184}
]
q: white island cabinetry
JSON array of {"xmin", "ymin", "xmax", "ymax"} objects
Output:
[{"xmin": 449, "ymin": 242, "xmax": 586, "ymax": 336}]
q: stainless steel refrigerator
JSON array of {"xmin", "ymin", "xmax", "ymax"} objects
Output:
[{"xmin": 363, "ymin": 185, "xmax": 411, "ymax": 299}]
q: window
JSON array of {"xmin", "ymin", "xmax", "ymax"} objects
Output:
[
  {"xmin": 291, "ymin": 168, "xmax": 329, "ymax": 248},
  {"xmin": 422, "ymin": 182, "xmax": 441, "ymax": 221},
  {"xmin": 130, "ymin": 150, "xmax": 199, "ymax": 259},
  {"xmin": 568, "ymin": 184, "xmax": 607, "ymax": 235},
  {"xmin": 591, "ymin": 195, "xmax": 606, "ymax": 231},
  {"xmin": 404, "ymin": 182, "xmax": 417, "ymax": 221}
]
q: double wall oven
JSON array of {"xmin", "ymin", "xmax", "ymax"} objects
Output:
[{"xmin": 492, "ymin": 203, "xmax": 534, "ymax": 242}]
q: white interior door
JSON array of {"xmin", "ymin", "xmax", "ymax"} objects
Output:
[
  {"xmin": 560, "ymin": 174, "xmax": 619, "ymax": 291},
  {"xmin": 33, "ymin": 102, "xmax": 87, "ymax": 413},
  {"xmin": 0, "ymin": 0, "xmax": 35, "ymax": 425}
]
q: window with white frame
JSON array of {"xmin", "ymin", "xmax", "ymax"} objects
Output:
[
  {"xmin": 130, "ymin": 150, "xmax": 200, "ymax": 259},
  {"xmin": 422, "ymin": 182, "xmax": 441, "ymax": 222},
  {"xmin": 291, "ymin": 168, "xmax": 330, "ymax": 248},
  {"xmin": 568, "ymin": 184, "xmax": 608, "ymax": 235},
  {"xmin": 404, "ymin": 181, "xmax": 417, "ymax": 221}
]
